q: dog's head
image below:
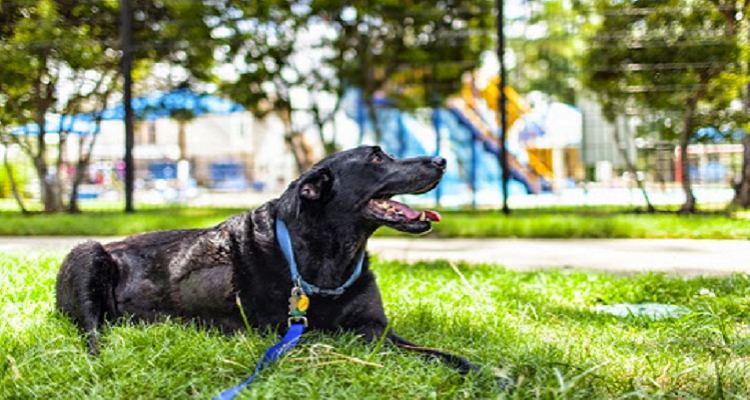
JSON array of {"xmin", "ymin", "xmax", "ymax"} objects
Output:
[{"xmin": 279, "ymin": 146, "xmax": 445, "ymax": 235}]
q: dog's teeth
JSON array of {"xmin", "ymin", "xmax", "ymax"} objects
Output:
[{"xmin": 419, "ymin": 212, "xmax": 426, "ymax": 221}]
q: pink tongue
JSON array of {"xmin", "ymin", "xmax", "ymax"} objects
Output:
[
  {"xmin": 424, "ymin": 210, "xmax": 442, "ymax": 222},
  {"xmin": 393, "ymin": 203, "xmax": 421, "ymax": 220},
  {"xmin": 389, "ymin": 200, "xmax": 441, "ymax": 222}
]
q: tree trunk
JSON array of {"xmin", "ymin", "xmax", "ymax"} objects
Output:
[
  {"xmin": 364, "ymin": 96, "xmax": 383, "ymax": 143},
  {"xmin": 678, "ymin": 97, "xmax": 698, "ymax": 213},
  {"xmin": 33, "ymin": 122, "xmax": 63, "ymax": 213},
  {"xmin": 67, "ymin": 130, "xmax": 99, "ymax": 213},
  {"xmin": 30, "ymin": 60, "xmax": 64, "ymax": 213},
  {"xmin": 67, "ymin": 164, "xmax": 85, "ymax": 213},
  {"xmin": 280, "ymin": 109, "xmax": 315, "ymax": 173},
  {"xmin": 614, "ymin": 119, "xmax": 655, "ymax": 212},
  {"xmin": 284, "ymin": 133, "xmax": 315, "ymax": 173},
  {"xmin": 3, "ymin": 145, "xmax": 28, "ymax": 214},
  {"xmin": 178, "ymin": 120, "xmax": 187, "ymax": 161},
  {"xmin": 284, "ymin": 132, "xmax": 304, "ymax": 174},
  {"xmin": 312, "ymin": 99, "xmax": 341, "ymax": 156},
  {"xmin": 36, "ymin": 157, "xmax": 63, "ymax": 213},
  {"xmin": 733, "ymin": 134, "xmax": 750, "ymax": 208}
]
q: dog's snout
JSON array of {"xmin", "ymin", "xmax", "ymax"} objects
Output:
[{"xmin": 431, "ymin": 157, "xmax": 447, "ymax": 170}]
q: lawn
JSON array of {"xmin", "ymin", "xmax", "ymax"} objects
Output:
[
  {"xmin": 2, "ymin": 253, "xmax": 748, "ymax": 398},
  {"xmin": 1, "ymin": 205, "xmax": 749, "ymax": 239}
]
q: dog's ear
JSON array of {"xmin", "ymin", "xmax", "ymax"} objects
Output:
[{"xmin": 298, "ymin": 167, "xmax": 334, "ymax": 201}]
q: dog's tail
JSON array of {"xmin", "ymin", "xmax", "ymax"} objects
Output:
[{"xmin": 56, "ymin": 240, "xmax": 119, "ymax": 354}]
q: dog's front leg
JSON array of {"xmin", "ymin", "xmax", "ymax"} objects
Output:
[
  {"xmin": 354, "ymin": 323, "xmax": 515, "ymax": 393},
  {"xmin": 342, "ymin": 280, "xmax": 481, "ymax": 376},
  {"xmin": 386, "ymin": 330, "xmax": 516, "ymax": 392}
]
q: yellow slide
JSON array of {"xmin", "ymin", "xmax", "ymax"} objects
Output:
[
  {"xmin": 475, "ymin": 76, "xmax": 531, "ymax": 129},
  {"xmin": 463, "ymin": 76, "xmax": 553, "ymax": 180}
]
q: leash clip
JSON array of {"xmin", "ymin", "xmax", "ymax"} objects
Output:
[
  {"xmin": 288, "ymin": 283, "xmax": 309, "ymax": 328},
  {"xmin": 288, "ymin": 316, "xmax": 308, "ymax": 327}
]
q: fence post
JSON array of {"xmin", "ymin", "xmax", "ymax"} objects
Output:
[
  {"xmin": 496, "ymin": 0, "xmax": 510, "ymax": 214},
  {"xmin": 120, "ymin": 0, "xmax": 135, "ymax": 213}
]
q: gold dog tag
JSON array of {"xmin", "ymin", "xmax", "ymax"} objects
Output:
[{"xmin": 297, "ymin": 294, "xmax": 309, "ymax": 312}]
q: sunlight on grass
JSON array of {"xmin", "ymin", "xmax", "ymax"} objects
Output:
[{"xmin": 1, "ymin": 254, "xmax": 749, "ymax": 398}]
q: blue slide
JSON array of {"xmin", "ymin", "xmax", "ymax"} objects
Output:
[
  {"xmin": 446, "ymin": 105, "xmax": 550, "ymax": 194},
  {"xmin": 341, "ymin": 90, "xmax": 541, "ymax": 206}
]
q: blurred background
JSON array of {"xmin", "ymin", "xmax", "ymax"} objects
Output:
[{"xmin": 1, "ymin": 0, "xmax": 749, "ymax": 215}]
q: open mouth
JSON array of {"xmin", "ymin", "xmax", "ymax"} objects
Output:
[
  {"xmin": 368, "ymin": 198, "xmax": 442, "ymax": 223},
  {"xmin": 365, "ymin": 183, "xmax": 442, "ymax": 234}
]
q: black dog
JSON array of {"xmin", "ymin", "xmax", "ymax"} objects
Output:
[{"xmin": 56, "ymin": 145, "xmax": 479, "ymax": 375}]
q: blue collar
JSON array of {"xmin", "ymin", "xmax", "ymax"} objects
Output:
[{"xmin": 275, "ymin": 217, "xmax": 365, "ymax": 297}]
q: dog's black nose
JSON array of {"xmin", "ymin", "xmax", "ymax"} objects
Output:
[{"xmin": 431, "ymin": 157, "xmax": 447, "ymax": 170}]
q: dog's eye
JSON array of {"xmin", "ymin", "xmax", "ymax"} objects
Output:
[{"xmin": 371, "ymin": 155, "xmax": 383, "ymax": 164}]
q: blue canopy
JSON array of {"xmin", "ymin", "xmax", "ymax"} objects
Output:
[
  {"xmin": 12, "ymin": 89, "xmax": 244, "ymax": 135},
  {"xmin": 693, "ymin": 127, "xmax": 747, "ymax": 144},
  {"xmin": 100, "ymin": 88, "xmax": 244, "ymax": 121},
  {"xmin": 11, "ymin": 113, "xmax": 99, "ymax": 136}
]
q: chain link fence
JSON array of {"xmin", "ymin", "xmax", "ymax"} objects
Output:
[{"xmin": 1, "ymin": 0, "xmax": 747, "ymax": 213}]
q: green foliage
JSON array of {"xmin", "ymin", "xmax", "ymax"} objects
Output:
[
  {"xmin": 582, "ymin": 0, "xmax": 747, "ymax": 127},
  {"xmin": 2, "ymin": 254, "xmax": 749, "ymax": 398},
  {"xmin": 509, "ymin": 0, "xmax": 585, "ymax": 104},
  {"xmin": 216, "ymin": 1, "xmax": 299, "ymax": 117},
  {"xmin": 312, "ymin": 0, "xmax": 494, "ymax": 109},
  {"xmin": 581, "ymin": 0, "xmax": 749, "ymax": 212},
  {"xmin": 0, "ymin": 0, "xmax": 120, "ymax": 122},
  {"xmin": 0, "ymin": 0, "xmax": 223, "ymax": 212},
  {"xmin": 217, "ymin": 0, "xmax": 494, "ymax": 124},
  {"xmin": 212, "ymin": 0, "xmax": 495, "ymax": 167}
]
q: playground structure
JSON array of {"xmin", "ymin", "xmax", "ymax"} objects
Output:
[
  {"xmin": 5, "ymin": 84, "xmax": 588, "ymax": 208},
  {"xmin": 344, "ymin": 76, "xmax": 582, "ymax": 207}
]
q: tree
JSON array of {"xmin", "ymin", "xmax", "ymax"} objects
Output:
[
  {"xmin": 0, "ymin": 0, "xmax": 121, "ymax": 212},
  {"xmin": 215, "ymin": 0, "xmax": 495, "ymax": 174},
  {"xmin": 0, "ymin": 0, "xmax": 220, "ymax": 213},
  {"xmin": 216, "ymin": 1, "xmax": 321, "ymax": 172},
  {"xmin": 508, "ymin": 0, "xmax": 583, "ymax": 105},
  {"xmin": 312, "ymin": 0, "xmax": 494, "ymax": 134},
  {"xmin": 583, "ymin": 0, "xmax": 748, "ymax": 213}
]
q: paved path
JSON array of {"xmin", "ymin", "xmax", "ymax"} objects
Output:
[
  {"xmin": 1, "ymin": 237, "xmax": 747, "ymax": 277},
  {"xmin": 368, "ymin": 238, "xmax": 749, "ymax": 277}
]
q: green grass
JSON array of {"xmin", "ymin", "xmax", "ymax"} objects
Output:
[
  {"xmin": 1, "ymin": 205, "xmax": 748, "ymax": 239},
  {"xmin": 0, "ymin": 206, "xmax": 242, "ymax": 236},
  {"xmin": 373, "ymin": 208, "xmax": 750, "ymax": 240},
  {"xmin": 2, "ymin": 253, "xmax": 748, "ymax": 398}
]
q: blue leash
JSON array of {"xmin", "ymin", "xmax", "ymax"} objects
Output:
[
  {"xmin": 214, "ymin": 323, "xmax": 306, "ymax": 400},
  {"xmin": 214, "ymin": 217, "xmax": 365, "ymax": 399}
]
